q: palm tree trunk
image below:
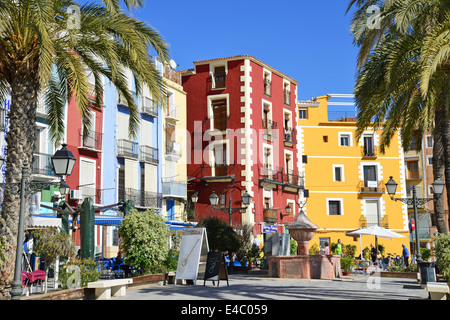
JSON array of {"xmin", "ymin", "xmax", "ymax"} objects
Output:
[
  {"xmin": 433, "ymin": 105, "xmax": 448, "ymax": 234},
  {"xmin": 435, "ymin": 93, "xmax": 450, "ymax": 235},
  {"xmin": 0, "ymin": 69, "xmax": 38, "ymax": 299}
]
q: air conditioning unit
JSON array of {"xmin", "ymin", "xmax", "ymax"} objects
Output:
[{"xmin": 69, "ymin": 189, "xmax": 82, "ymax": 200}]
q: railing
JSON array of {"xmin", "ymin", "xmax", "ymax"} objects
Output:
[
  {"xmin": 162, "ymin": 178, "xmax": 187, "ymax": 198},
  {"xmin": 117, "ymin": 139, "xmax": 139, "ymax": 158},
  {"xmin": 201, "ymin": 164, "xmax": 235, "ymax": 178},
  {"xmin": 165, "ymin": 140, "xmax": 181, "ymax": 157},
  {"xmin": 262, "ymin": 119, "xmax": 278, "ymax": 139},
  {"xmin": 284, "ymin": 128, "xmax": 297, "ymax": 144},
  {"xmin": 406, "ymin": 172, "xmax": 422, "ymax": 180},
  {"xmin": 32, "ymin": 153, "xmax": 56, "ymax": 176},
  {"xmin": 213, "ymin": 72, "xmax": 226, "ymax": 88},
  {"xmin": 0, "ymin": 107, "xmax": 6, "ymax": 131},
  {"xmin": 141, "ymin": 97, "xmax": 158, "ymax": 117},
  {"xmin": 263, "ymin": 208, "xmax": 278, "ymax": 223},
  {"xmin": 283, "ymin": 170, "xmax": 304, "ymax": 187},
  {"xmin": 358, "ymin": 180, "xmax": 385, "ymax": 193},
  {"xmin": 80, "ymin": 187, "xmax": 102, "ymax": 204},
  {"xmin": 259, "ymin": 166, "xmax": 283, "ymax": 184},
  {"xmin": 117, "ymin": 91, "xmax": 136, "ymax": 107},
  {"xmin": 118, "ymin": 188, "xmax": 163, "ymax": 209},
  {"xmin": 140, "ymin": 145, "xmax": 159, "ymax": 164},
  {"xmin": 165, "ymin": 103, "xmax": 178, "ymax": 120},
  {"xmin": 362, "ymin": 145, "xmax": 377, "ymax": 158},
  {"xmin": 79, "ymin": 129, "xmax": 103, "ymax": 151}
]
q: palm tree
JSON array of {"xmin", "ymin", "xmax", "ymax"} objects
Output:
[
  {"xmin": 0, "ymin": 0, "xmax": 169, "ymax": 298},
  {"xmin": 347, "ymin": 0, "xmax": 450, "ymax": 233}
]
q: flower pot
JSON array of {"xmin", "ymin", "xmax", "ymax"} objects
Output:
[{"xmin": 343, "ymin": 271, "xmax": 350, "ymax": 276}]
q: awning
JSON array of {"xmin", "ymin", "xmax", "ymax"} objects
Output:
[
  {"xmin": 95, "ymin": 216, "xmax": 123, "ymax": 226},
  {"xmin": 27, "ymin": 216, "xmax": 62, "ymax": 229}
]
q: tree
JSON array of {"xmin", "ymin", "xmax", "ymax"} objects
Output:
[
  {"xmin": 0, "ymin": 0, "xmax": 169, "ymax": 298},
  {"xmin": 347, "ymin": 0, "xmax": 450, "ymax": 233},
  {"xmin": 118, "ymin": 209, "xmax": 170, "ymax": 274},
  {"xmin": 196, "ymin": 217, "xmax": 241, "ymax": 253},
  {"xmin": 31, "ymin": 228, "xmax": 75, "ymax": 293}
]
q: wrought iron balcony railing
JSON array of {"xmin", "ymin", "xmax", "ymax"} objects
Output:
[
  {"xmin": 79, "ymin": 129, "xmax": 103, "ymax": 151},
  {"xmin": 117, "ymin": 139, "xmax": 139, "ymax": 159},
  {"xmin": 32, "ymin": 153, "xmax": 56, "ymax": 177},
  {"xmin": 140, "ymin": 145, "xmax": 159, "ymax": 164}
]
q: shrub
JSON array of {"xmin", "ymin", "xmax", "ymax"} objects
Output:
[
  {"xmin": 119, "ymin": 209, "xmax": 170, "ymax": 274},
  {"xmin": 434, "ymin": 233, "xmax": 450, "ymax": 281},
  {"xmin": 58, "ymin": 258, "xmax": 100, "ymax": 289},
  {"xmin": 290, "ymin": 239, "xmax": 298, "ymax": 255},
  {"xmin": 196, "ymin": 217, "xmax": 240, "ymax": 253}
]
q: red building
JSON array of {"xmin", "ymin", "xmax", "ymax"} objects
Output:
[
  {"xmin": 65, "ymin": 93, "xmax": 104, "ymax": 247},
  {"xmin": 182, "ymin": 55, "xmax": 302, "ymax": 237}
]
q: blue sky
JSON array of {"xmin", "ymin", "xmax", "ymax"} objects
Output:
[{"xmin": 128, "ymin": 0, "xmax": 360, "ymax": 100}]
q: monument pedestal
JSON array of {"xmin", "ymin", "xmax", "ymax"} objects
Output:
[{"xmin": 268, "ymin": 255, "xmax": 341, "ymax": 280}]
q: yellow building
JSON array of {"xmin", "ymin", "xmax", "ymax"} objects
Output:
[
  {"xmin": 162, "ymin": 66, "xmax": 188, "ymax": 222},
  {"xmin": 297, "ymin": 94, "xmax": 409, "ymax": 258}
]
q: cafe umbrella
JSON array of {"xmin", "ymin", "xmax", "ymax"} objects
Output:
[{"xmin": 346, "ymin": 225, "xmax": 405, "ymax": 260}]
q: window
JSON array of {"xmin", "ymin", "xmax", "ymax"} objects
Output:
[
  {"xmin": 302, "ymin": 155, "xmax": 307, "ymax": 163},
  {"xmin": 339, "ymin": 133, "xmax": 351, "ymax": 146},
  {"xmin": 299, "ymin": 109, "xmax": 307, "ymax": 119},
  {"xmin": 363, "ymin": 165, "xmax": 377, "ymax": 187},
  {"xmin": 426, "ymin": 136, "xmax": 434, "ymax": 148},
  {"xmin": 213, "ymin": 66, "xmax": 226, "ymax": 88},
  {"xmin": 365, "ymin": 200, "xmax": 380, "ymax": 227},
  {"xmin": 427, "ymin": 156, "xmax": 433, "ymax": 166},
  {"xmin": 363, "ymin": 135, "xmax": 375, "ymax": 156},
  {"xmin": 218, "ymin": 194, "xmax": 226, "ymax": 208},
  {"xmin": 328, "ymin": 200, "xmax": 343, "ymax": 215},
  {"xmin": 323, "ymin": 136, "xmax": 328, "ymax": 143},
  {"xmin": 263, "ymin": 72, "xmax": 271, "ymax": 96},
  {"xmin": 406, "ymin": 160, "xmax": 419, "ymax": 179},
  {"xmin": 212, "ymin": 99, "xmax": 227, "ymax": 131},
  {"xmin": 333, "ymin": 165, "xmax": 344, "ymax": 182},
  {"xmin": 283, "ymin": 82, "xmax": 290, "ymax": 105}
]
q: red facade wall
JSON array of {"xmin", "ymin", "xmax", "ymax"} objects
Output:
[{"xmin": 183, "ymin": 56, "xmax": 299, "ymax": 233}]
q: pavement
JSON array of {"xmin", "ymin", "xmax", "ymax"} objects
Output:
[{"xmin": 112, "ymin": 273, "xmax": 429, "ymax": 301}]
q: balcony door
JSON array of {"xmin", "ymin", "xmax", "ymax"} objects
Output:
[
  {"xmin": 363, "ymin": 135, "xmax": 374, "ymax": 156},
  {"xmin": 363, "ymin": 165, "xmax": 377, "ymax": 188},
  {"xmin": 212, "ymin": 100, "xmax": 227, "ymax": 131},
  {"xmin": 213, "ymin": 143, "xmax": 227, "ymax": 176}
]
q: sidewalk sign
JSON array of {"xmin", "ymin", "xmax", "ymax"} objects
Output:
[
  {"xmin": 175, "ymin": 228, "xmax": 209, "ymax": 286},
  {"xmin": 203, "ymin": 251, "xmax": 229, "ymax": 287}
]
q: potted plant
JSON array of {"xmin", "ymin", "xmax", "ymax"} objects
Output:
[{"xmin": 340, "ymin": 256, "xmax": 356, "ymax": 276}]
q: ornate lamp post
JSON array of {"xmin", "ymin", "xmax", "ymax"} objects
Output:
[
  {"xmin": 209, "ymin": 190, "xmax": 252, "ymax": 226},
  {"xmin": 8, "ymin": 143, "xmax": 76, "ymax": 300},
  {"xmin": 385, "ymin": 176, "xmax": 444, "ymax": 262}
]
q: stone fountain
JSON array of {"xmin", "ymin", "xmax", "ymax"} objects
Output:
[{"xmin": 268, "ymin": 210, "xmax": 341, "ymax": 279}]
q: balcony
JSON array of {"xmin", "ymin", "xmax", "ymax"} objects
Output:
[
  {"xmin": 263, "ymin": 208, "xmax": 278, "ymax": 223},
  {"xmin": 262, "ymin": 119, "xmax": 277, "ymax": 141},
  {"xmin": 118, "ymin": 187, "xmax": 163, "ymax": 209},
  {"xmin": 162, "ymin": 178, "xmax": 187, "ymax": 198},
  {"xmin": 283, "ymin": 170, "xmax": 304, "ymax": 192},
  {"xmin": 163, "ymin": 66, "xmax": 182, "ymax": 85},
  {"xmin": 361, "ymin": 145, "xmax": 377, "ymax": 158},
  {"xmin": 406, "ymin": 172, "xmax": 422, "ymax": 181},
  {"xmin": 140, "ymin": 145, "xmax": 158, "ymax": 164},
  {"xmin": 284, "ymin": 128, "xmax": 297, "ymax": 147},
  {"xmin": 141, "ymin": 97, "xmax": 158, "ymax": 117},
  {"xmin": 165, "ymin": 104, "xmax": 179, "ymax": 121},
  {"xmin": 358, "ymin": 180, "xmax": 385, "ymax": 194},
  {"xmin": 165, "ymin": 141, "xmax": 181, "ymax": 159},
  {"xmin": 213, "ymin": 72, "xmax": 226, "ymax": 89},
  {"xmin": 117, "ymin": 91, "xmax": 136, "ymax": 107},
  {"xmin": 80, "ymin": 187, "xmax": 102, "ymax": 204},
  {"xmin": 32, "ymin": 153, "xmax": 56, "ymax": 177},
  {"xmin": 79, "ymin": 129, "xmax": 103, "ymax": 151},
  {"xmin": 117, "ymin": 139, "xmax": 139, "ymax": 159},
  {"xmin": 258, "ymin": 166, "xmax": 284, "ymax": 189},
  {"xmin": 200, "ymin": 164, "xmax": 235, "ymax": 183}
]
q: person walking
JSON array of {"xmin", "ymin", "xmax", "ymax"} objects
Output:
[
  {"xmin": 336, "ymin": 239, "xmax": 343, "ymax": 256},
  {"xmin": 402, "ymin": 244, "xmax": 409, "ymax": 267}
]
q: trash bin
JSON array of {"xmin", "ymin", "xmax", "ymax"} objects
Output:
[{"xmin": 418, "ymin": 261, "xmax": 436, "ymax": 284}]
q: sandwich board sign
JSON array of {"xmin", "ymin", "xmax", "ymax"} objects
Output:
[
  {"xmin": 175, "ymin": 228, "xmax": 209, "ymax": 286},
  {"xmin": 203, "ymin": 251, "xmax": 229, "ymax": 287}
]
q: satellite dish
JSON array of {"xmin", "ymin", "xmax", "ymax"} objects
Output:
[{"xmin": 169, "ymin": 59, "xmax": 177, "ymax": 69}]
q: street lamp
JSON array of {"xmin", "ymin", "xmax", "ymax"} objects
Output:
[
  {"xmin": 385, "ymin": 176, "xmax": 444, "ymax": 262},
  {"xmin": 9, "ymin": 144, "xmax": 76, "ymax": 300},
  {"xmin": 209, "ymin": 190, "xmax": 252, "ymax": 226},
  {"xmin": 51, "ymin": 143, "xmax": 76, "ymax": 177}
]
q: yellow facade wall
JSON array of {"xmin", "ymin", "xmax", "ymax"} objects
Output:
[{"xmin": 298, "ymin": 95, "xmax": 409, "ymax": 257}]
